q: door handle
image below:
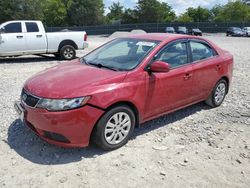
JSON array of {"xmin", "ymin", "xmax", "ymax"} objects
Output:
[
  {"xmin": 16, "ymin": 36, "xmax": 23, "ymax": 39},
  {"xmin": 184, "ymin": 73, "xmax": 192, "ymax": 80},
  {"xmin": 36, "ymin": 35, "xmax": 42, "ymax": 38}
]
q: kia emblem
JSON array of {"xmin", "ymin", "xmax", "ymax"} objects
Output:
[{"xmin": 22, "ymin": 94, "xmax": 27, "ymax": 101}]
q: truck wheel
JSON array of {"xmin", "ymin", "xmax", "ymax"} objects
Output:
[{"xmin": 60, "ymin": 45, "xmax": 76, "ymax": 60}]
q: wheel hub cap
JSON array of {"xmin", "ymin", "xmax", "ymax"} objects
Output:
[
  {"xmin": 64, "ymin": 48, "xmax": 74, "ymax": 58},
  {"xmin": 104, "ymin": 112, "xmax": 131, "ymax": 145},
  {"xmin": 214, "ymin": 83, "xmax": 226, "ymax": 104}
]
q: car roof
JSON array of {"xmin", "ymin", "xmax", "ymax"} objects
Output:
[
  {"xmin": 122, "ymin": 33, "xmax": 223, "ymax": 54},
  {"xmin": 230, "ymin": 27, "xmax": 241, "ymax": 29},
  {"xmin": 125, "ymin": 33, "xmax": 195, "ymax": 42}
]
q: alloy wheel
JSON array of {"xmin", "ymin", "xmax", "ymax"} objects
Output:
[
  {"xmin": 64, "ymin": 48, "xmax": 74, "ymax": 59},
  {"xmin": 214, "ymin": 82, "xmax": 226, "ymax": 104},
  {"xmin": 104, "ymin": 112, "xmax": 131, "ymax": 145}
]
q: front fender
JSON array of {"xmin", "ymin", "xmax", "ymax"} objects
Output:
[{"xmin": 87, "ymin": 73, "xmax": 147, "ymax": 120}]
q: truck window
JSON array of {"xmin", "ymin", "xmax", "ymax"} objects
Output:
[
  {"xmin": 25, "ymin": 22, "xmax": 39, "ymax": 32},
  {"xmin": 4, "ymin": 23, "xmax": 22, "ymax": 33}
]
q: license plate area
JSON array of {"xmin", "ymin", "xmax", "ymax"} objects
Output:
[{"xmin": 14, "ymin": 101, "xmax": 25, "ymax": 122}]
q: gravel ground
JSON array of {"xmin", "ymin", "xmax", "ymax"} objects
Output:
[{"xmin": 0, "ymin": 35, "xmax": 249, "ymax": 188}]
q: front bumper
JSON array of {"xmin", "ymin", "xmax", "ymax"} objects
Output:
[
  {"xmin": 14, "ymin": 101, "xmax": 104, "ymax": 147},
  {"xmin": 232, "ymin": 33, "xmax": 243, "ymax": 36}
]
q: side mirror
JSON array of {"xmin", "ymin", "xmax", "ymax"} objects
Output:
[
  {"xmin": 0, "ymin": 27, "xmax": 5, "ymax": 34},
  {"xmin": 149, "ymin": 61, "xmax": 170, "ymax": 73}
]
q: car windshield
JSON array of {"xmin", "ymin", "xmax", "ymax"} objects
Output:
[
  {"xmin": 83, "ymin": 38, "xmax": 159, "ymax": 71},
  {"xmin": 233, "ymin": 28, "xmax": 241, "ymax": 31}
]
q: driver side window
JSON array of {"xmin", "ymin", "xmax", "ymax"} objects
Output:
[
  {"xmin": 155, "ymin": 41, "xmax": 188, "ymax": 69},
  {"xmin": 3, "ymin": 23, "xmax": 22, "ymax": 33}
]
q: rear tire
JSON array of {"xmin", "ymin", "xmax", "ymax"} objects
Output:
[
  {"xmin": 205, "ymin": 79, "xmax": 228, "ymax": 108},
  {"xmin": 59, "ymin": 45, "xmax": 76, "ymax": 60},
  {"xmin": 92, "ymin": 105, "xmax": 135, "ymax": 150}
]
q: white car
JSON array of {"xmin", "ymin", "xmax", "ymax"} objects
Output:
[
  {"xmin": 0, "ymin": 20, "xmax": 88, "ymax": 60},
  {"xmin": 242, "ymin": 27, "xmax": 250, "ymax": 37}
]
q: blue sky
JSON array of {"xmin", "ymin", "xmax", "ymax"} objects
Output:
[{"xmin": 104, "ymin": 0, "xmax": 229, "ymax": 15}]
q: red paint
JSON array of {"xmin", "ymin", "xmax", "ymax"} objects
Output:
[
  {"xmin": 149, "ymin": 61, "xmax": 170, "ymax": 73},
  {"xmin": 22, "ymin": 33, "xmax": 234, "ymax": 147}
]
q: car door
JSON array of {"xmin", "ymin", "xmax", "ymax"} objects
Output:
[
  {"xmin": 24, "ymin": 22, "xmax": 47, "ymax": 53},
  {"xmin": 0, "ymin": 22, "xmax": 26, "ymax": 56},
  {"xmin": 144, "ymin": 40, "xmax": 194, "ymax": 118},
  {"xmin": 189, "ymin": 40, "xmax": 224, "ymax": 101}
]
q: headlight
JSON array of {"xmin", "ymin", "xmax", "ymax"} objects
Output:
[{"xmin": 36, "ymin": 96, "xmax": 90, "ymax": 111}]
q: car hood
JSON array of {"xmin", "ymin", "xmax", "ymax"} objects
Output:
[
  {"xmin": 234, "ymin": 30, "xmax": 243, "ymax": 33},
  {"xmin": 24, "ymin": 59, "xmax": 128, "ymax": 98}
]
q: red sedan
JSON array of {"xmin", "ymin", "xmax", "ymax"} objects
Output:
[{"xmin": 14, "ymin": 33, "xmax": 233, "ymax": 150}]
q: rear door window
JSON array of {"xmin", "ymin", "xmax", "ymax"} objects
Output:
[
  {"xmin": 25, "ymin": 22, "xmax": 39, "ymax": 32},
  {"xmin": 4, "ymin": 23, "xmax": 22, "ymax": 33},
  {"xmin": 190, "ymin": 41, "xmax": 216, "ymax": 62}
]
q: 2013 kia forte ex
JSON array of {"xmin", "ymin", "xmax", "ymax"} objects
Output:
[{"xmin": 14, "ymin": 33, "xmax": 233, "ymax": 150}]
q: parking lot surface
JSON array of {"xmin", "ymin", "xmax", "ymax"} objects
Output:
[{"xmin": 0, "ymin": 35, "xmax": 249, "ymax": 187}]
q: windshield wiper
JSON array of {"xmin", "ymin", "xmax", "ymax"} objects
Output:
[
  {"xmin": 88, "ymin": 62, "xmax": 118, "ymax": 71},
  {"xmin": 80, "ymin": 57, "xmax": 88, "ymax": 65}
]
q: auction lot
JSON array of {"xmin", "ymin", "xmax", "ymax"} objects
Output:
[{"xmin": 0, "ymin": 34, "xmax": 249, "ymax": 187}]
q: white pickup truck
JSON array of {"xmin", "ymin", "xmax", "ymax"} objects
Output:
[{"xmin": 0, "ymin": 20, "xmax": 88, "ymax": 60}]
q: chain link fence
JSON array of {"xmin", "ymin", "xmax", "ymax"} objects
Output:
[{"xmin": 46, "ymin": 22, "xmax": 250, "ymax": 35}]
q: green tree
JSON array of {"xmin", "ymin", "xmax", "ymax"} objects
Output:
[
  {"xmin": 0, "ymin": 0, "xmax": 44, "ymax": 23},
  {"xmin": 60, "ymin": 0, "xmax": 73, "ymax": 25},
  {"xmin": 107, "ymin": 2, "xmax": 124, "ymax": 22},
  {"xmin": 136, "ymin": 0, "xmax": 175, "ymax": 23},
  {"xmin": 210, "ymin": 5, "xmax": 224, "ymax": 20},
  {"xmin": 185, "ymin": 6, "xmax": 210, "ymax": 22},
  {"xmin": 122, "ymin": 8, "xmax": 138, "ymax": 24},
  {"xmin": 0, "ymin": 0, "xmax": 18, "ymax": 23},
  {"xmin": 43, "ymin": 0, "xmax": 68, "ymax": 26},
  {"xmin": 214, "ymin": 0, "xmax": 250, "ymax": 22},
  {"xmin": 159, "ymin": 2, "xmax": 176, "ymax": 22},
  {"xmin": 68, "ymin": 0, "xmax": 104, "ymax": 26},
  {"xmin": 177, "ymin": 13, "xmax": 193, "ymax": 22},
  {"xmin": 19, "ymin": 0, "xmax": 44, "ymax": 20}
]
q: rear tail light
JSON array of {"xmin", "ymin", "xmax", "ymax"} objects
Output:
[{"xmin": 84, "ymin": 34, "xmax": 87, "ymax": 41}]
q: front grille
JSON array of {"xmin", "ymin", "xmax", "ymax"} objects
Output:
[{"xmin": 21, "ymin": 89, "xmax": 40, "ymax": 107}]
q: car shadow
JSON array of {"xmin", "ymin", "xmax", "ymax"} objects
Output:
[
  {"xmin": 7, "ymin": 102, "xmax": 209, "ymax": 165},
  {"xmin": 0, "ymin": 56, "xmax": 61, "ymax": 64}
]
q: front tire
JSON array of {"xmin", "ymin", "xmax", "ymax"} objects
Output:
[
  {"xmin": 205, "ymin": 79, "xmax": 228, "ymax": 108},
  {"xmin": 60, "ymin": 45, "xmax": 76, "ymax": 60},
  {"xmin": 93, "ymin": 105, "xmax": 135, "ymax": 150}
]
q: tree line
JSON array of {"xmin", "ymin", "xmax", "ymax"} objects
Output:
[{"xmin": 0, "ymin": 0, "xmax": 250, "ymax": 26}]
